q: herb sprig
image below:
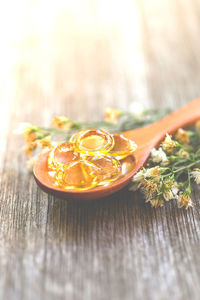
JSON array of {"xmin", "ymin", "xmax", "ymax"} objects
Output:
[
  {"xmin": 15, "ymin": 108, "xmax": 200, "ymax": 208},
  {"xmin": 130, "ymin": 124, "xmax": 200, "ymax": 208}
]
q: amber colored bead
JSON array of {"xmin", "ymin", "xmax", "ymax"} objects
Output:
[
  {"xmin": 54, "ymin": 160, "xmax": 101, "ymax": 190},
  {"xmin": 108, "ymin": 134, "xmax": 137, "ymax": 159},
  {"xmin": 70, "ymin": 129, "xmax": 114, "ymax": 155},
  {"xmin": 86, "ymin": 155, "xmax": 121, "ymax": 185},
  {"xmin": 47, "ymin": 129, "xmax": 137, "ymax": 191},
  {"xmin": 48, "ymin": 142, "xmax": 80, "ymax": 171}
]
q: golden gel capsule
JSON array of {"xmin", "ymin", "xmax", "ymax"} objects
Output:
[
  {"xmin": 108, "ymin": 134, "xmax": 137, "ymax": 159},
  {"xmin": 54, "ymin": 160, "xmax": 101, "ymax": 190},
  {"xmin": 86, "ymin": 155, "xmax": 121, "ymax": 185},
  {"xmin": 48, "ymin": 142, "xmax": 80, "ymax": 171},
  {"xmin": 70, "ymin": 129, "xmax": 114, "ymax": 155}
]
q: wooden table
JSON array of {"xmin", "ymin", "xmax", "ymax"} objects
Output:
[{"xmin": 0, "ymin": 0, "xmax": 200, "ymax": 299}]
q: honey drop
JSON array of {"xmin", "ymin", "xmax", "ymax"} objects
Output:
[
  {"xmin": 54, "ymin": 160, "xmax": 101, "ymax": 190},
  {"xmin": 70, "ymin": 129, "xmax": 114, "ymax": 155},
  {"xmin": 86, "ymin": 155, "xmax": 121, "ymax": 185},
  {"xmin": 108, "ymin": 134, "xmax": 137, "ymax": 159},
  {"xmin": 48, "ymin": 142, "xmax": 80, "ymax": 171}
]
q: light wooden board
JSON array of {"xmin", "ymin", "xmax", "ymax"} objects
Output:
[{"xmin": 0, "ymin": 0, "xmax": 200, "ymax": 299}]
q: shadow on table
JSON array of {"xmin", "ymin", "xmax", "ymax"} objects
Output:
[{"xmin": 45, "ymin": 186, "xmax": 188, "ymax": 247}]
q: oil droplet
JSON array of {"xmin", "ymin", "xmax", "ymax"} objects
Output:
[
  {"xmin": 48, "ymin": 142, "xmax": 80, "ymax": 171},
  {"xmin": 70, "ymin": 129, "xmax": 114, "ymax": 155},
  {"xmin": 108, "ymin": 134, "xmax": 137, "ymax": 159},
  {"xmin": 86, "ymin": 155, "xmax": 121, "ymax": 185},
  {"xmin": 54, "ymin": 160, "xmax": 101, "ymax": 190}
]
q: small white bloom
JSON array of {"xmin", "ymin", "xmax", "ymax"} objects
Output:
[
  {"xmin": 132, "ymin": 170, "xmax": 144, "ymax": 182},
  {"xmin": 130, "ymin": 170, "xmax": 144, "ymax": 191},
  {"xmin": 161, "ymin": 133, "xmax": 177, "ymax": 152},
  {"xmin": 172, "ymin": 184, "xmax": 179, "ymax": 196},
  {"xmin": 163, "ymin": 189, "xmax": 174, "ymax": 201},
  {"xmin": 163, "ymin": 182, "xmax": 179, "ymax": 201},
  {"xmin": 177, "ymin": 193, "xmax": 193, "ymax": 209},
  {"xmin": 144, "ymin": 167, "xmax": 159, "ymax": 178},
  {"xmin": 191, "ymin": 169, "xmax": 200, "ymax": 184},
  {"xmin": 13, "ymin": 122, "xmax": 31, "ymax": 134},
  {"xmin": 129, "ymin": 102, "xmax": 145, "ymax": 117},
  {"xmin": 151, "ymin": 147, "xmax": 168, "ymax": 164},
  {"xmin": 165, "ymin": 133, "xmax": 172, "ymax": 143}
]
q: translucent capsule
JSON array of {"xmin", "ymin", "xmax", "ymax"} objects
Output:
[
  {"xmin": 48, "ymin": 142, "xmax": 80, "ymax": 171},
  {"xmin": 47, "ymin": 129, "xmax": 137, "ymax": 191},
  {"xmin": 70, "ymin": 129, "xmax": 114, "ymax": 156},
  {"xmin": 54, "ymin": 160, "xmax": 101, "ymax": 190},
  {"xmin": 86, "ymin": 155, "xmax": 121, "ymax": 185},
  {"xmin": 108, "ymin": 134, "xmax": 137, "ymax": 159}
]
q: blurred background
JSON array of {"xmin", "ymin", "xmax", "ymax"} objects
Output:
[{"xmin": 0, "ymin": 0, "xmax": 200, "ymax": 130}]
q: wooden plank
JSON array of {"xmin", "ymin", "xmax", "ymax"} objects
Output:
[{"xmin": 0, "ymin": 0, "xmax": 200, "ymax": 299}]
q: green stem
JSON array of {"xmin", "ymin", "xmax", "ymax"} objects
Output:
[
  {"xmin": 188, "ymin": 169, "xmax": 191, "ymax": 190},
  {"xmin": 174, "ymin": 159, "xmax": 200, "ymax": 174}
]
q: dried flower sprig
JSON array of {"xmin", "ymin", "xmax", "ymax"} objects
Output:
[
  {"xmin": 15, "ymin": 107, "xmax": 170, "ymax": 161},
  {"xmin": 16, "ymin": 107, "xmax": 200, "ymax": 209},
  {"xmin": 130, "ymin": 125, "xmax": 200, "ymax": 209}
]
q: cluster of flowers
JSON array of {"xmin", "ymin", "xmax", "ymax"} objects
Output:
[
  {"xmin": 130, "ymin": 121, "xmax": 200, "ymax": 208},
  {"xmin": 15, "ymin": 107, "xmax": 162, "ymax": 169},
  {"xmin": 15, "ymin": 107, "xmax": 200, "ymax": 208},
  {"xmin": 15, "ymin": 109, "xmax": 121, "ymax": 155},
  {"xmin": 14, "ymin": 116, "xmax": 74, "ymax": 168}
]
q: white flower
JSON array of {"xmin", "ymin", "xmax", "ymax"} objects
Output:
[
  {"xmin": 177, "ymin": 193, "xmax": 193, "ymax": 209},
  {"xmin": 129, "ymin": 102, "xmax": 145, "ymax": 117},
  {"xmin": 144, "ymin": 167, "xmax": 159, "ymax": 178},
  {"xmin": 131, "ymin": 167, "xmax": 160, "ymax": 192},
  {"xmin": 151, "ymin": 147, "xmax": 168, "ymax": 164},
  {"xmin": 130, "ymin": 170, "xmax": 144, "ymax": 191},
  {"xmin": 162, "ymin": 133, "xmax": 177, "ymax": 152},
  {"xmin": 132, "ymin": 170, "xmax": 144, "ymax": 182},
  {"xmin": 172, "ymin": 184, "xmax": 179, "ymax": 197},
  {"xmin": 165, "ymin": 133, "xmax": 172, "ymax": 143},
  {"xmin": 163, "ymin": 182, "xmax": 179, "ymax": 201},
  {"xmin": 191, "ymin": 169, "xmax": 200, "ymax": 184},
  {"xmin": 13, "ymin": 122, "xmax": 32, "ymax": 134},
  {"xmin": 163, "ymin": 189, "xmax": 174, "ymax": 201}
]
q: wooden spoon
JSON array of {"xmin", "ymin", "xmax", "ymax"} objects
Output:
[{"xmin": 34, "ymin": 98, "xmax": 200, "ymax": 200}]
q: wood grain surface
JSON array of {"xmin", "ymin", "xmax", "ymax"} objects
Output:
[{"xmin": 0, "ymin": 0, "xmax": 200, "ymax": 299}]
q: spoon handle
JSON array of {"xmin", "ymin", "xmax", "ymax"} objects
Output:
[
  {"xmin": 123, "ymin": 98, "xmax": 200, "ymax": 143},
  {"xmin": 154, "ymin": 97, "xmax": 200, "ymax": 134}
]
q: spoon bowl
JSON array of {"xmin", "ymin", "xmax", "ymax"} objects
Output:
[{"xmin": 34, "ymin": 98, "xmax": 200, "ymax": 200}]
